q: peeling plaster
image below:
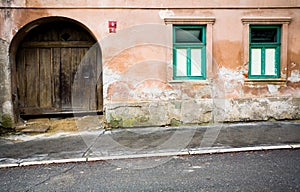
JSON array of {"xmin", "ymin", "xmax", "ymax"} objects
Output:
[
  {"xmin": 291, "ymin": 62, "xmax": 297, "ymax": 68},
  {"xmin": 267, "ymin": 84, "xmax": 279, "ymax": 94},
  {"xmin": 220, "ymin": 98, "xmax": 298, "ymax": 122},
  {"xmin": 217, "ymin": 67, "xmax": 245, "ymax": 97},
  {"xmin": 103, "ymin": 67, "xmax": 121, "ymax": 100},
  {"xmin": 0, "ymin": 38, "xmax": 12, "ymax": 116},
  {"xmin": 158, "ymin": 9, "xmax": 175, "ymax": 19},
  {"xmin": 288, "ymin": 70, "xmax": 300, "ymax": 83},
  {"xmin": 2, "ymin": 101, "xmax": 12, "ymax": 115},
  {"xmin": 218, "ymin": 67, "xmax": 245, "ymax": 85},
  {"xmin": 133, "ymin": 80, "xmax": 175, "ymax": 101},
  {"xmin": 103, "ymin": 67, "xmax": 121, "ymax": 85}
]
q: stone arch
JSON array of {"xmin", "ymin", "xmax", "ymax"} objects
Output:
[{"xmin": 10, "ymin": 16, "xmax": 103, "ymax": 117}]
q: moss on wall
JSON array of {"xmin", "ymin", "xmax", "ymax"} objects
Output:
[
  {"xmin": 0, "ymin": 113, "xmax": 13, "ymax": 128},
  {"xmin": 108, "ymin": 114, "xmax": 150, "ymax": 128},
  {"xmin": 170, "ymin": 118, "xmax": 182, "ymax": 126}
]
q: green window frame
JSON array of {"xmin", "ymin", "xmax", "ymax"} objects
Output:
[
  {"xmin": 173, "ymin": 25, "xmax": 206, "ymax": 80},
  {"xmin": 249, "ymin": 25, "xmax": 281, "ymax": 79}
]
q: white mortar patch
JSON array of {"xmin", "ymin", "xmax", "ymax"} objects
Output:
[
  {"xmin": 288, "ymin": 70, "xmax": 300, "ymax": 83},
  {"xmin": 267, "ymin": 84, "xmax": 279, "ymax": 94},
  {"xmin": 217, "ymin": 67, "xmax": 245, "ymax": 95},
  {"xmin": 2, "ymin": 101, "xmax": 12, "ymax": 115},
  {"xmin": 159, "ymin": 9, "xmax": 175, "ymax": 19},
  {"xmin": 218, "ymin": 67, "xmax": 245, "ymax": 85}
]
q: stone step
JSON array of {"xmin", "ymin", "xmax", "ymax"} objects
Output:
[{"xmin": 19, "ymin": 124, "xmax": 50, "ymax": 133}]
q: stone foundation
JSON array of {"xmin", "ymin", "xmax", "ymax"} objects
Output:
[{"xmin": 105, "ymin": 97, "xmax": 300, "ymax": 127}]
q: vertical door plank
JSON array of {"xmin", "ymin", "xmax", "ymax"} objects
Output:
[
  {"xmin": 89, "ymin": 47, "xmax": 97, "ymax": 110},
  {"xmin": 79, "ymin": 48, "xmax": 91, "ymax": 110},
  {"xmin": 96, "ymin": 45, "xmax": 103, "ymax": 111},
  {"xmin": 53, "ymin": 48, "xmax": 61, "ymax": 109},
  {"xmin": 39, "ymin": 48, "xmax": 52, "ymax": 108},
  {"xmin": 60, "ymin": 48, "xmax": 72, "ymax": 110},
  {"xmin": 25, "ymin": 48, "xmax": 39, "ymax": 108},
  {"xmin": 71, "ymin": 48, "xmax": 81, "ymax": 110},
  {"xmin": 17, "ymin": 50, "xmax": 26, "ymax": 108}
]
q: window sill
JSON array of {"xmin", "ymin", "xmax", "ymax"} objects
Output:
[
  {"xmin": 168, "ymin": 79, "xmax": 210, "ymax": 85},
  {"xmin": 245, "ymin": 78, "xmax": 286, "ymax": 86}
]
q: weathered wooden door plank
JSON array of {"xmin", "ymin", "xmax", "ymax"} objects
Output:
[
  {"xmin": 39, "ymin": 48, "xmax": 52, "ymax": 108},
  {"xmin": 52, "ymin": 48, "xmax": 61, "ymax": 109},
  {"xmin": 60, "ymin": 48, "xmax": 72, "ymax": 110},
  {"xmin": 96, "ymin": 45, "xmax": 103, "ymax": 110},
  {"xmin": 25, "ymin": 48, "xmax": 39, "ymax": 108},
  {"xmin": 16, "ymin": 50, "xmax": 26, "ymax": 108}
]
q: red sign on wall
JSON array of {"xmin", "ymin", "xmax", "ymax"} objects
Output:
[{"xmin": 108, "ymin": 21, "xmax": 117, "ymax": 33}]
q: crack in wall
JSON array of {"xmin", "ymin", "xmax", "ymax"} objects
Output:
[{"xmin": 107, "ymin": 105, "xmax": 142, "ymax": 111}]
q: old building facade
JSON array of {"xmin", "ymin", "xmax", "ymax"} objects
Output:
[{"xmin": 1, "ymin": 0, "xmax": 300, "ymax": 128}]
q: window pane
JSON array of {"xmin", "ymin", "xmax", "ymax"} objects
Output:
[
  {"xmin": 251, "ymin": 28, "xmax": 278, "ymax": 43},
  {"xmin": 265, "ymin": 48, "xmax": 276, "ymax": 75},
  {"xmin": 251, "ymin": 48, "xmax": 262, "ymax": 75},
  {"xmin": 176, "ymin": 49, "xmax": 187, "ymax": 76},
  {"xmin": 191, "ymin": 49, "xmax": 202, "ymax": 76},
  {"xmin": 176, "ymin": 28, "xmax": 203, "ymax": 43}
]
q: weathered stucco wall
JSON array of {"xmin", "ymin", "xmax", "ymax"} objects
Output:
[
  {"xmin": 0, "ymin": 1, "xmax": 14, "ymax": 127},
  {"xmin": 1, "ymin": 0, "xmax": 300, "ymax": 127},
  {"xmin": 1, "ymin": 0, "xmax": 299, "ymax": 8}
]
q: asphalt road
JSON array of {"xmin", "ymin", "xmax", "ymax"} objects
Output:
[{"xmin": 0, "ymin": 149, "xmax": 299, "ymax": 192}]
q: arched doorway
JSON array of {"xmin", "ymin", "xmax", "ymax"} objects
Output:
[{"xmin": 12, "ymin": 17, "xmax": 102, "ymax": 115}]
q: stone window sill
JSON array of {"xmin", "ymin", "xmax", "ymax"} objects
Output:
[
  {"xmin": 168, "ymin": 79, "xmax": 210, "ymax": 85},
  {"xmin": 244, "ymin": 78, "xmax": 286, "ymax": 86}
]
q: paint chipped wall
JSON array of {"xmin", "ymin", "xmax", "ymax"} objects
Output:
[
  {"xmin": 1, "ymin": 0, "xmax": 299, "ymax": 8},
  {"xmin": 0, "ymin": 1, "xmax": 14, "ymax": 126},
  {"xmin": 101, "ymin": 6, "xmax": 300, "ymax": 126},
  {"xmin": 0, "ymin": 0, "xmax": 300, "ymax": 127}
]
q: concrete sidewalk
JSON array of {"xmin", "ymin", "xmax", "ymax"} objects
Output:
[{"xmin": 0, "ymin": 121, "xmax": 299, "ymax": 168}]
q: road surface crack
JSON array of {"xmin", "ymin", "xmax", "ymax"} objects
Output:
[
  {"xmin": 25, "ymin": 164, "xmax": 76, "ymax": 192},
  {"xmin": 82, "ymin": 130, "xmax": 107, "ymax": 158}
]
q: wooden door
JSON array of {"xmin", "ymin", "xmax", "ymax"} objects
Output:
[{"xmin": 16, "ymin": 21, "xmax": 102, "ymax": 115}]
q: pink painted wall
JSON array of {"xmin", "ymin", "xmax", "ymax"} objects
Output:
[{"xmin": 1, "ymin": 0, "xmax": 300, "ymax": 125}]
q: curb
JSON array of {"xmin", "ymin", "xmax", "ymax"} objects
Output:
[{"xmin": 0, "ymin": 144, "xmax": 299, "ymax": 169}]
